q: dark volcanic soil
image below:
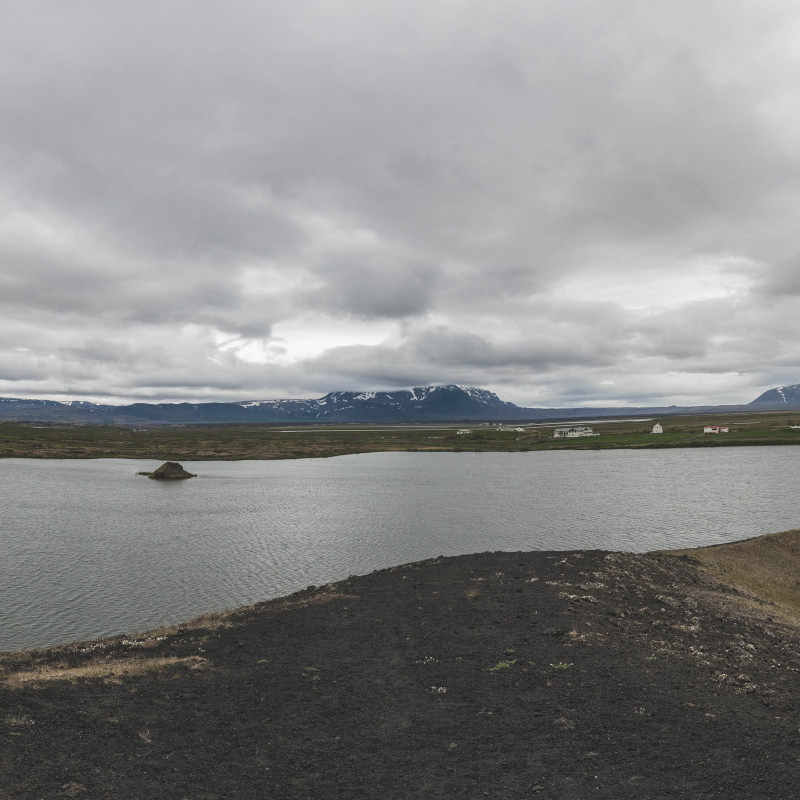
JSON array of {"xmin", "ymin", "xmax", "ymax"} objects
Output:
[{"xmin": 3, "ymin": 550, "xmax": 800, "ymax": 799}]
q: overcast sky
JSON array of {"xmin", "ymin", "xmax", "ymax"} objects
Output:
[{"xmin": 3, "ymin": 1, "xmax": 800, "ymax": 407}]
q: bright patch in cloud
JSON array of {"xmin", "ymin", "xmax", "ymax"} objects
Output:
[
  {"xmin": 216, "ymin": 316, "xmax": 399, "ymax": 365},
  {"xmin": 557, "ymin": 257, "xmax": 757, "ymax": 312}
]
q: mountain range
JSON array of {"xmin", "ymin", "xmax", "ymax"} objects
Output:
[{"xmin": 0, "ymin": 382, "xmax": 798, "ymax": 425}]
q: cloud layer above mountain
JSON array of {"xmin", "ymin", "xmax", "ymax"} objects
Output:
[{"xmin": 2, "ymin": 1, "xmax": 800, "ymax": 405}]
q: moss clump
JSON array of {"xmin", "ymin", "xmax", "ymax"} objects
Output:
[{"xmin": 141, "ymin": 461, "xmax": 196, "ymax": 480}]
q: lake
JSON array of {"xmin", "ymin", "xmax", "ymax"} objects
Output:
[{"xmin": 2, "ymin": 447, "xmax": 799, "ymax": 651}]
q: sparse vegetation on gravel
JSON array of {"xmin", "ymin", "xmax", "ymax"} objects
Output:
[{"xmin": 4, "ymin": 532, "xmax": 800, "ymax": 798}]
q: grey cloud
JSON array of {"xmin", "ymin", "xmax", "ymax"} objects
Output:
[
  {"xmin": 306, "ymin": 258, "xmax": 440, "ymax": 319},
  {"xmin": 405, "ymin": 326, "xmax": 620, "ymax": 370},
  {"xmin": 2, "ymin": 2, "xmax": 800, "ymax": 404}
]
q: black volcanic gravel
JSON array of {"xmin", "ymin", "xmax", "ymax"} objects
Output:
[{"xmin": 3, "ymin": 550, "xmax": 800, "ymax": 799}]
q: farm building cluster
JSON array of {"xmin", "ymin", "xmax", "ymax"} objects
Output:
[{"xmin": 552, "ymin": 426, "xmax": 598, "ymax": 438}]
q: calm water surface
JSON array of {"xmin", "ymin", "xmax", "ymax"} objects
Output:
[{"xmin": 2, "ymin": 448, "xmax": 800, "ymax": 651}]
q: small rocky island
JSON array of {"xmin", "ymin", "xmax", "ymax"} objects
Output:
[{"xmin": 139, "ymin": 461, "xmax": 196, "ymax": 480}]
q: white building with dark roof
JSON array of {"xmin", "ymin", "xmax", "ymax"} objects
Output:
[{"xmin": 553, "ymin": 426, "xmax": 597, "ymax": 438}]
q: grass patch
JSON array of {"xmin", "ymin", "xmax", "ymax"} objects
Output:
[
  {"xmin": 144, "ymin": 611, "xmax": 238, "ymax": 636},
  {"xmin": 1, "ymin": 655, "xmax": 207, "ymax": 688},
  {"xmin": 266, "ymin": 592, "xmax": 359, "ymax": 612},
  {"xmin": 3, "ymin": 714, "xmax": 33, "ymax": 726},
  {"xmin": 486, "ymin": 659, "xmax": 517, "ymax": 672},
  {"xmin": 664, "ymin": 528, "xmax": 800, "ymax": 623}
]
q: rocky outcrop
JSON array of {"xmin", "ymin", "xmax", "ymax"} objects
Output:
[{"xmin": 142, "ymin": 461, "xmax": 196, "ymax": 479}]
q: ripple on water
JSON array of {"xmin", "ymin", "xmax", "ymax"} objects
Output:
[{"xmin": 2, "ymin": 448, "xmax": 799, "ymax": 650}]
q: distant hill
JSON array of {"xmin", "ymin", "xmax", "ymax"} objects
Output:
[
  {"xmin": 0, "ymin": 386, "xmax": 526, "ymax": 425},
  {"xmin": 748, "ymin": 384, "xmax": 800, "ymax": 409},
  {"xmin": 0, "ymin": 381, "xmax": 791, "ymax": 425}
]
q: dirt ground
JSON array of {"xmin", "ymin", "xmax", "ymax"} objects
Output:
[{"xmin": 3, "ymin": 549, "xmax": 800, "ymax": 799}]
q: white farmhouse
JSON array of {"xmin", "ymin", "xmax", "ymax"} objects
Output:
[
  {"xmin": 553, "ymin": 426, "xmax": 597, "ymax": 438},
  {"xmin": 652, "ymin": 423, "xmax": 663, "ymax": 434}
]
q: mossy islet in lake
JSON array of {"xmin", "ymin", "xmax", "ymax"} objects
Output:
[{"xmin": 138, "ymin": 461, "xmax": 196, "ymax": 479}]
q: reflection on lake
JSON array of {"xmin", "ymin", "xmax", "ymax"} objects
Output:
[{"xmin": 2, "ymin": 448, "xmax": 799, "ymax": 650}]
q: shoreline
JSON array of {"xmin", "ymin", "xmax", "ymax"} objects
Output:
[{"xmin": 4, "ymin": 533, "xmax": 800, "ymax": 797}]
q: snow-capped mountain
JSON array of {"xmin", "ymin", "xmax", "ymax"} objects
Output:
[
  {"xmin": 0, "ymin": 397, "xmax": 107, "ymax": 421},
  {"xmin": 304, "ymin": 385, "xmax": 517, "ymax": 421},
  {"xmin": 1, "ymin": 381, "xmax": 794, "ymax": 425},
  {"xmin": 0, "ymin": 385, "xmax": 525, "ymax": 424},
  {"xmin": 748, "ymin": 384, "xmax": 800, "ymax": 408}
]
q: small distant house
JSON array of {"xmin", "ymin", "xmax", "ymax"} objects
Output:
[
  {"xmin": 703, "ymin": 425, "xmax": 729, "ymax": 434},
  {"xmin": 553, "ymin": 426, "xmax": 596, "ymax": 438},
  {"xmin": 652, "ymin": 423, "xmax": 663, "ymax": 434}
]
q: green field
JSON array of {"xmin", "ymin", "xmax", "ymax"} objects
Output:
[
  {"xmin": 665, "ymin": 528, "xmax": 800, "ymax": 625},
  {"xmin": 3, "ymin": 410, "xmax": 800, "ymax": 460}
]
